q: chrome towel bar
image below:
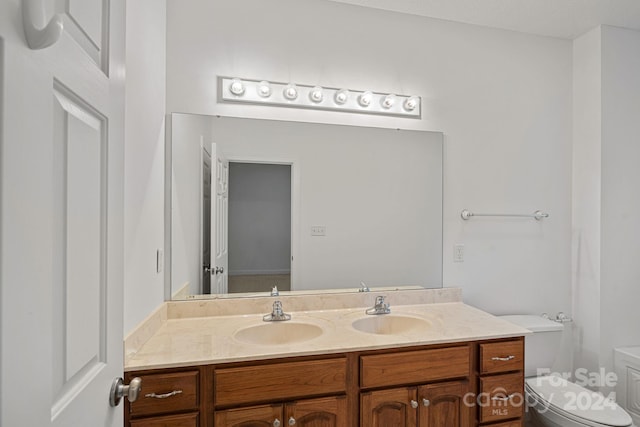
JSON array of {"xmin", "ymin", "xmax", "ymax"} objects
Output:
[{"xmin": 460, "ymin": 209, "xmax": 549, "ymax": 221}]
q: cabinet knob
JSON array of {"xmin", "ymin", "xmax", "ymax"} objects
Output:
[
  {"xmin": 410, "ymin": 400, "xmax": 418, "ymax": 409},
  {"xmin": 273, "ymin": 418, "xmax": 281, "ymax": 427},
  {"xmin": 288, "ymin": 416, "xmax": 296, "ymax": 425},
  {"xmin": 423, "ymin": 398, "xmax": 430, "ymax": 407}
]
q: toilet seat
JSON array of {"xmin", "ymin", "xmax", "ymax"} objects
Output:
[{"xmin": 526, "ymin": 375, "xmax": 633, "ymax": 427}]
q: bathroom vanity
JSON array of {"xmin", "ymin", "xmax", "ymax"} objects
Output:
[{"xmin": 124, "ymin": 289, "xmax": 528, "ymax": 427}]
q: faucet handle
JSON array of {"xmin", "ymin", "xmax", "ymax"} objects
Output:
[{"xmin": 271, "ymin": 285, "xmax": 279, "ymax": 296}]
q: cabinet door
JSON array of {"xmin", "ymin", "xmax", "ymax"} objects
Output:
[
  {"xmin": 214, "ymin": 404, "xmax": 283, "ymax": 427},
  {"xmin": 361, "ymin": 387, "xmax": 417, "ymax": 427},
  {"xmin": 418, "ymin": 381, "xmax": 471, "ymax": 427},
  {"xmin": 285, "ymin": 396, "xmax": 348, "ymax": 427}
]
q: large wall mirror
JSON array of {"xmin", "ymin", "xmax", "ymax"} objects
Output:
[{"xmin": 167, "ymin": 113, "xmax": 443, "ymax": 300}]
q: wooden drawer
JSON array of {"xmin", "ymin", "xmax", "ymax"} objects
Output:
[
  {"xmin": 129, "ymin": 412, "xmax": 199, "ymax": 427},
  {"xmin": 479, "ymin": 373, "xmax": 524, "ymax": 424},
  {"xmin": 360, "ymin": 345, "xmax": 470, "ymax": 389},
  {"xmin": 214, "ymin": 358, "xmax": 347, "ymax": 407},
  {"xmin": 129, "ymin": 370, "xmax": 199, "ymax": 417},
  {"xmin": 482, "ymin": 420, "xmax": 523, "ymax": 427},
  {"xmin": 480, "ymin": 339, "xmax": 524, "ymax": 375}
]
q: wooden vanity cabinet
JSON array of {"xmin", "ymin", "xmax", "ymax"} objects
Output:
[
  {"xmin": 359, "ymin": 344, "xmax": 473, "ymax": 427},
  {"xmin": 214, "ymin": 396, "xmax": 348, "ymax": 427},
  {"xmin": 477, "ymin": 337, "xmax": 525, "ymax": 427},
  {"xmin": 212, "ymin": 356, "xmax": 350, "ymax": 427},
  {"xmin": 124, "ymin": 367, "xmax": 203, "ymax": 427},
  {"xmin": 125, "ymin": 337, "xmax": 526, "ymax": 427}
]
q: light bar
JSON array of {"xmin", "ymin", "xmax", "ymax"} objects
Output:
[{"xmin": 219, "ymin": 77, "xmax": 421, "ymax": 118}]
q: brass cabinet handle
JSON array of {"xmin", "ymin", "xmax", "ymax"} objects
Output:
[
  {"xmin": 144, "ymin": 390, "xmax": 183, "ymax": 399},
  {"xmin": 491, "ymin": 355, "xmax": 515, "ymax": 361}
]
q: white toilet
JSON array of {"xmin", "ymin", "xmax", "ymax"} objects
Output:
[{"xmin": 500, "ymin": 315, "xmax": 633, "ymax": 427}]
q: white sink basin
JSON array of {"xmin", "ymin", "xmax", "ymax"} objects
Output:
[
  {"xmin": 233, "ymin": 322, "xmax": 323, "ymax": 346},
  {"xmin": 351, "ymin": 315, "xmax": 430, "ymax": 335}
]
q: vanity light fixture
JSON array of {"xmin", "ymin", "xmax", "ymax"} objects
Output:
[
  {"xmin": 229, "ymin": 78, "xmax": 245, "ymax": 96},
  {"xmin": 257, "ymin": 80, "xmax": 272, "ymax": 98},
  {"xmin": 334, "ymin": 89, "xmax": 349, "ymax": 105},
  {"xmin": 403, "ymin": 96, "xmax": 419, "ymax": 112},
  {"xmin": 358, "ymin": 91, "xmax": 373, "ymax": 107},
  {"xmin": 219, "ymin": 77, "xmax": 421, "ymax": 118},
  {"xmin": 381, "ymin": 94, "xmax": 396, "ymax": 109},
  {"xmin": 283, "ymin": 83, "xmax": 298, "ymax": 100},
  {"xmin": 309, "ymin": 86, "xmax": 324, "ymax": 103}
]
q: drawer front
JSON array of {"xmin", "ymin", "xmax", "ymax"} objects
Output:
[
  {"xmin": 215, "ymin": 358, "xmax": 347, "ymax": 407},
  {"xmin": 360, "ymin": 345, "xmax": 470, "ymax": 389},
  {"xmin": 479, "ymin": 373, "xmax": 524, "ymax": 423},
  {"xmin": 129, "ymin": 412, "xmax": 199, "ymax": 427},
  {"xmin": 482, "ymin": 421, "xmax": 523, "ymax": 427},
  {"xmin": 129, "ymin": 370, "xmax": 199, "ymax": 417},
  {"xmin": 480, "ymin": 339, "xmax": 524, "ymax": 375}
]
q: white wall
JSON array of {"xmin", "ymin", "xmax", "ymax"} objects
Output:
[
  {"xmin": 124, "ymin": 0, "xmax": 166, "ymax": 333},
  {"xmin": 228, "ymin": 163, "xmax": 291, "ymax": 276},
  {"xmin": 166, "ymin": 0, "xmax": 573, "ymax": 315},
  {"xmin": 600, "ymin": 25, "xmax": 640, "ymax": 379},
  {"xmin": 572, "ymin": 25, "xmax": 640, "ymax": 390},
  {"xmin": 572, "ymin": 26, "xmax": 602, "ymax": 378}
]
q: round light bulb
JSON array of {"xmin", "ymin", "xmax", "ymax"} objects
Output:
[
  {"xmin": 334, "ymin": 89, "xmax": 349, "ymax": 105},
  {"xmin": 283, "ymin": 83, "xmax": 298, "ymax": 100},
  {"xmin": 257, "ymin": 81, "xmax": 272, "ymax": 98},
  {"xmin": 309, "ymin": 86, "xmax": 324, "ymax": 103},
  {"xmin": 229, "ymin": 78, "xmax": 245, "ymax": 96},
  {"xmin": 403, "ymin": 96, "xmax": 419, "ymax": 111},
  {"xmin": 381, "ymin": 94, "xmax": 396, "ymax": 109},
  {"xmin": 358, "ymin": 91, "xmax": 373, "ymax": 107}
]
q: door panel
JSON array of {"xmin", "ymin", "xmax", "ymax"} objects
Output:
[
  {"xmin": 0, "ymin": 0, "xmax": 125, "ymax": 425},
  {"xmin": 51, "ymin": 84, "xmax": 108, "ymax": 416},
  {"xmin": 64, "ymin": 0, "xmax": 108, "ymax": 71},
  {"xmin": 286, "ymin": 396, "xmax": 348, "ymax": 427},
  {"xmin": 361, "ymin": 387, "xmax": 417, "ymax": 427},
  {"xmin": 211, "ymin": 142, "xmax": 228, "ymax": 294},
  {"xmin": 419, "ymin": 381, "xmax": 471, "ymax": 427}
]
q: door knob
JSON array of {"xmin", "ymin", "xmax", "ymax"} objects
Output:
[
  {"xmin": 410, "ymin": 399, "xmax": 418, "ymax": 409},
  {"xmin": 423, "ymin": 398, "xmax": 430, "ymax": 407},
  {"xmin": 215, "ymin": 266, "xmax": 224, "ymax": 274},
  {"xmin": 273, "ymin": 419, "xmax": 281, "ymax": 427},
  {"xmin": 288, "ymin": 416, "xmax": 296, "ymax": 425},
  {"xmin": 109, "ymin": 377, "xmax": 142, "ymax": 407}
]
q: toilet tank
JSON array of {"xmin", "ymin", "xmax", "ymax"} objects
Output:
[{"xmin": 499, "ymin": 315, "xmax": 564, "ymax": 377}]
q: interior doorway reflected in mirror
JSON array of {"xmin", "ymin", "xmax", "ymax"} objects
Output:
[{"xmin": 227, "ymin": 163, "xmax": 292, "ymax": 294}]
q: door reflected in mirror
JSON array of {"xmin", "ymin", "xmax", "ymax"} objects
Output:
[{"xmin": 168, "ymin": 114, "xmax": 443, "ymax": 299}]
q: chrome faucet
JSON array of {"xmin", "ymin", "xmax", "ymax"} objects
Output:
[
  {"xmin": 359, "ymin": 281, "xmax": 370, "ymax": 292},
  {"xmin": 263, "ymin": 300, "xmax": 291, "ymax": 322},
  {"xmin": 366, "ymin": 295, "xmax": 391, "ymax": 315}
]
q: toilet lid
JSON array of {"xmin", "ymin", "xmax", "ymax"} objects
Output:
[{"xmin": 526, "ymin": 375, "xmax": 632, "ymax": 427}]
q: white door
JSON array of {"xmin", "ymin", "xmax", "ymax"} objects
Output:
[
  {"xmin": 0, "ymin": 1, "xmax": 125, "ymax": 426},
  {"xmin": 210, "ymin": 142, "xmax": 229, "ymax": 294}
]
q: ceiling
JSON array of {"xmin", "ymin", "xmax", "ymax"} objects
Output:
[{"xmin": 326, "ymin": 0, "xmax": 640, "ymax": 39}]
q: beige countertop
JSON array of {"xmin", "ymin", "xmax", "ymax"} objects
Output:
[{"xmin": 125, "ymin": 294, "xmax": 529, "ymax": 371}]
